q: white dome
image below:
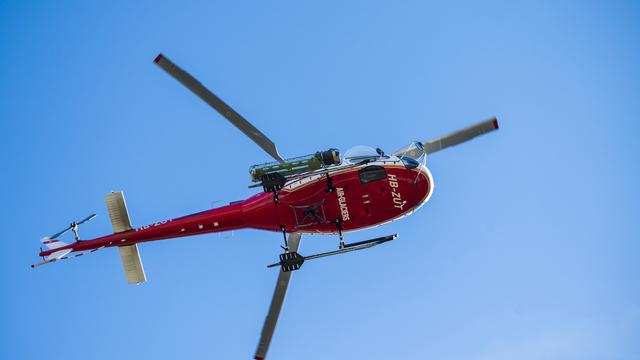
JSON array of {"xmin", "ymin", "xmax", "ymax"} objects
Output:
[{"xmin": 343, "ymin": 145, "xmax": 379, "ymax": 163}]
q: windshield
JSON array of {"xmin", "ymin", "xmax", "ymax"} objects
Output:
[{"xmin": 343, "ymin": 145, "xmax": 381, "ymax": 164}]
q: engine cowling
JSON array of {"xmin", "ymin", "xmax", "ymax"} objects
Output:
[{"xmin": 249, "ymin": 148, "xmax": 341, "ymax": 183}]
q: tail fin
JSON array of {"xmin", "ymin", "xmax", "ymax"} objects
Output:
[
  {"xmin": 40, "ymin": 237, "xmax": 69, "ymax": 250},
  {"xmin": 32, "ymin": 238, "xmax": 73, "ymax": 268}
]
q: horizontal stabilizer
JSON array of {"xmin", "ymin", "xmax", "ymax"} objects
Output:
[
  {"xmin": 105, "ymin": 191, "xmax": 133, "ymax": 233},
  {"xmin": 105, "ymin": 191, "xmax": 146, "ymax": 284},
  {"xmin": 118, "ymin": 244, "xmax": 146, "ymax": 285}
]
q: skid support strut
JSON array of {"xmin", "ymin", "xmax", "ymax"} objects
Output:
[
  {"xmin": 261, "ymin": 173, "xmax": 286, "ymax": 205},
  {"xmin": 325, "ymin": 173, "xmax": 334, "ymax": 193},
  {"xmin": 335, "ymin": 219, "xmax": 344, "ymax": 249},
  {"xmin": 280, "ymin": 226, "xmax": 289, "ymax": 252}
]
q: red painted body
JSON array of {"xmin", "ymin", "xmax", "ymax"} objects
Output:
[{"xmin": 40, "ymin": 160, "xmax": 432, "ymax": 258}]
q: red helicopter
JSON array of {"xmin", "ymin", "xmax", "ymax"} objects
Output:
[{"xmin": 32, "ymin": 54, "xmax": 499, "ymax": 360}]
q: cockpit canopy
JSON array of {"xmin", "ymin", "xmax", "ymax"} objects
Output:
[
  {"xmin": 343, "ymin": 143, "xmax": 425, "ymax": 170},
  {"xmin": 343, "ymin": 145, "xmax": 383, "ymax": 164}
]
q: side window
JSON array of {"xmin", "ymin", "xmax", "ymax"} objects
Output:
[{"xmin": 358, "ymin": 165, "xmax": 387, "ymax": 184}]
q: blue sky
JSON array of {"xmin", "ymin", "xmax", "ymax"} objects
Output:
[{"xmin": 2, "ymin": 1, "xmax": 639, "ymax": 359}]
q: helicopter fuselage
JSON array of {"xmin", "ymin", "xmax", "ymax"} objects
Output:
[{"xmin": 39, "ymin": 157, "xmax": 432, "ymax": 258}]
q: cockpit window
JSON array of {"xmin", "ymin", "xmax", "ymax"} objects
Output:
[
  {"xmin": 400, "ymin": 156, "xmax": 420, "ymax": 169},
  {"xmin": 358, "ymin": 165, "xmax": 387, "ymax": 184},
  {"xmin": 392, "ymin": 141, "xmax": 425, "ymax": 160}
]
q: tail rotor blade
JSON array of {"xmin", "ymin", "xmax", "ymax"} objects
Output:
[
  {"xmin": 49, "ymin": 214, "xmax": 96, "ymax": 239},
  {"xmin": 49, "ymin": 226, "xmax": 72, "ymax": 240},
  {"xmin": 77, "ymin": 213, "xmax": 96, "ymax": 225}
]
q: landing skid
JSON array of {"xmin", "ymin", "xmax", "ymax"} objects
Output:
[{"xmin": 268, "ymin": 234, "xmax": 398, "ymax": 272}]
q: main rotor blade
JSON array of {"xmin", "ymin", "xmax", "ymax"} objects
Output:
[
  {"xmin": 254, "ymin": 233, "xmax": 302, "ymax": 360},
  {"xmin": 423, "ymin": 117, "xmax": 499, "ymax": 154},
  {"xmin": 76, "ymin": 213, "xmax": 96, "ymax": 225},
  {"xmin": 153, "ymin": 54, "xmax": 285, "ymax": 163}
]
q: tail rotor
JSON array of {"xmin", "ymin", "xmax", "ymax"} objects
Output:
[
  {"xmin": 32, "ymin": 213, "xmax": 96, "ymax": 268},
  {"xmin": 49, "ymin": 213, "xmax": 96, "ymax": 242}
]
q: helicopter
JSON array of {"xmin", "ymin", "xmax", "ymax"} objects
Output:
[{"xmin": 32, "ymin": 53, "xmax": 499, "ymax": 360}]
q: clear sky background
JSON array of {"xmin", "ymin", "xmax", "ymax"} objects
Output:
[{"xmin": 2, "ymin": 1, "xmax": 639, "ymax": 359}]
